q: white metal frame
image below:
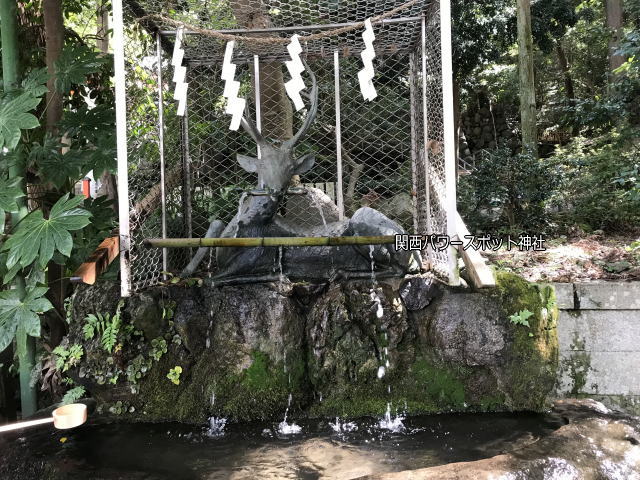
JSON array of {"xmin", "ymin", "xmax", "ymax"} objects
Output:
[
  {"xmin": 439, "ymin": 0, "xmax": 460, "ymax": 286},
  {"xmin": 113, "ymin": 1, "xmax": 460, "ymax": 292},
  {"xmin": 112, "ymin": 0, "xmax": 131, "ymax": 297}
]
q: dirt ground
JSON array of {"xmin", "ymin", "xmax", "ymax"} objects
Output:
[{"xmin": 484, "ymin": 234, "xmax": 640, "ymax": 283}]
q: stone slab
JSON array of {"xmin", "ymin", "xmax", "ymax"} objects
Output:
[
  {"xmin": 558, "ymin": 310, "xmax": 640, "ymax": 352},
  {"xmin": 575, "ymin": 282, "xmax": 640, "ymax": 310},
  {"xmin": 552, "ymin": 283, "xmax": 575, "ymax": 310},
  {"xmin": 558, "ymin": 351, "xmax": 640, "ymax": 395}
]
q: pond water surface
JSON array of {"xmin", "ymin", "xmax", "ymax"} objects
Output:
[{"xmin": 4, "ymin": 412, "xmax": 563, "ymax": 479}]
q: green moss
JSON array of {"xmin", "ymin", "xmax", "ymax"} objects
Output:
[
  {"xmin": 410, "ymin": 357, "xmax": 466, "ymax": 407},
  {"xmin": 494, "ymin": 272, "xmax": 559, "ymax": 411},
  {"xmin": 562, "ymin": 333, "xmax": 592, "ymax": 395},
  {"xmin": 214, "ymin": 350, "xmax": 307, "ymax": 422}
]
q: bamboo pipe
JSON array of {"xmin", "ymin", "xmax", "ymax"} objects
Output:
[{"xmin": 144, "ymin": 235, "xmax": 397, "ymax": 249}]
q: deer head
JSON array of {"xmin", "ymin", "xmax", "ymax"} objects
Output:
[{"xmin": 236, "ymin": 61, "xmax": 318, "ymax": 193}]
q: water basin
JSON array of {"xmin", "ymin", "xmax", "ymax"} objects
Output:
[{"xmin": 2, "ymin": 412, "xmax": 563, "ymax": 479}]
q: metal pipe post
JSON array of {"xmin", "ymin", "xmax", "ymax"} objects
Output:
[
  {"xmin": 156, "ymin": 33, "xmax": 168, "ymax": 276},
  {"xmin": 181, "ymin": 106, "xmax": 193, "ymax": 243},
  {"xmin": 408, "ymin": 53, "xmax": 419, "ymax": 234},
  {"xmin": 334, "ymin": 50, "xmax": 345, "ymax": 220},
  {"xmin": 112, "ymin": 0, "xmax": 132, "ymax": 297},
  {"xmin": 439, "ymin": 0, "xmax": 460, "ymax": 286},
  {"xmin": 421, "ymin": 14, "xmax": 433, "ymax": 246},
  {"xmin": 254, "ymin": 54, "xmax": 262, "ymax": 160}
]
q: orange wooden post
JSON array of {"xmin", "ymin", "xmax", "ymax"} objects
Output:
[{"xmin": 71, "ymin": 236, "xmax": 120, "ymax": 285}]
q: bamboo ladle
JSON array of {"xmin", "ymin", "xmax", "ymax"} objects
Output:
[{"xmin": 0, "ymin": 403, "xmax": 87, "ymax": 433}]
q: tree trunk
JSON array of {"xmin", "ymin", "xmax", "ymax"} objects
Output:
[
  {"xmin": 43, "ymin": 0, "xmax": 67, "ymax": 344},
  {"xmin": 95, "ymin": 0, "xmax": 118, "ymax": 207},
  {"xmin": 228, "ymin": 1, "xmax": 296, "ymax": 183},
  {"xmin": 516, "ymin": 0, "xmax": 538, "ymax": 157},
  {"xmin": 555, "ymin": 40, "xmax": 578, "ymax": 137},
  {"xmin": 605, "ymin": 0, "xmax": 625, "ymax": 74},
  {"xmin": 1, "ymin": 0, "xmax": 38, "ymax": 417},
  {"xmin": 555, "ymin": 40, "xmax": 575, "ymax": 102},
  {"xmin": 43, "ymin": 0, "xmax": 64, "ymax": 135}
]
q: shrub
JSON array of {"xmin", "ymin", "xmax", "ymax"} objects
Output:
[
  {"xmin": 548, "ymin": 128, "xmax": 640, "ymax": 232},
  {"xmin": 458, "ymin": 146, "xmax": 557, "ymax": 235}
]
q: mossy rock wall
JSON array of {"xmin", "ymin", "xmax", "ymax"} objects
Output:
[{"xmin": 65, "ymin": 273, "xmax": 558, "ymax": 423}]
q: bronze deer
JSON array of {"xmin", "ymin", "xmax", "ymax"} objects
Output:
[{"xmin": 214, "ymin": 63, "xmax": 420, "ymax": 281}]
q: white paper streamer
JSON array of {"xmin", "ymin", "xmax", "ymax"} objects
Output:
[
  {"xmin": 220, "ymin": 41, "xmax": 246, "ymax": 131},
  {"xmin": 358, "ymin": 18, "xmax": 378, "ymax": 101},
  {"xmin": 284, "ymin": 35, "xmax": 306, "ymax": 111},
  {"xmin": 171, "ymin": 27, "xmax": 189, "ymax": 116}
]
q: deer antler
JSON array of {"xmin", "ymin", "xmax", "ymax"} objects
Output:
[
  {"xmin": 284, "ymin": 60, "xmax": 318, "ymax": 150},
  {"xmin": 239, "ymin": 104, "xmax": 267, "ymax": 148}
]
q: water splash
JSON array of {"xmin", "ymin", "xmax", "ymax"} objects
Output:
[
  {"xmin": 370, "ymin": 290, "xmax": 384, "ymax": 319},
  {"xmin": 233, "ymin": 192, "xmax": 248, "ymax": 238},
  {"xmin": 277, "ymin": 393, "xmax": 302, "ymax": 435},
  {"xmin": 309, "ymin": 193, "xmax": 327, "ymax": 228},
  {"xmin": 369, "ymin": 244, "xmax": 376, "ymax": 284},
  {"xmin": 330, "ymin": 417, "xmax": 358, "ymax": 433},
  {"xmin": 377, "ymin": 366, "xmax": 386, "ymax": 379},
  {"xmin": 206, "ymin": 416, "xmax": 227, "ymax": 437},
  {"xmin": 277, "ymin": 246, "xmax": 285, "ymax": 283},
  {"xmin": 378, "ymin": 403, "xmax": 405, "ymax": 433}
]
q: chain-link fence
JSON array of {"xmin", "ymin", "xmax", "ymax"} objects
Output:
[{"xmin": 118, "ymin": 0, "xmax": 455, "ymax": 293}]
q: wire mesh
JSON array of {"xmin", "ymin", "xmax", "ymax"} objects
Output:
[
  {"xmin": 119, "ymin": 0, "xmax": 454, "ymax": 291},
  {"xmin": 413, "ymin": 3, "xmax": 450, "ymax": 279}
]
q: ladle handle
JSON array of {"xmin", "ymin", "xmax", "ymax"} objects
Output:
[{"xmin": 0, "ymin": 417, "xmax": 54, "ymax": 433}]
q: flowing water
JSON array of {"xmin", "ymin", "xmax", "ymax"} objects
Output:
[{"xmin": 3, "ymin": 412, "xmax": 563, "ymax": 479}]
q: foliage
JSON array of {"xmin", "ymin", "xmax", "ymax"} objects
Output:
[
  {"xmin": 549, "ymin": 129, "xmax": 640, "ymax": 232},
  {"xmin": 167, "ymin": 366, "xmax": 183, "ymax": 385},
  {"xmin": 150, "ymin": 338, "xmax": 168, "ymax": 361},
  {"xmin": 0, "ymin": 177, "xmax": 24, "ymax": 233},
  {"xmin": 83, "ymin": 301, "xmax": 124, "ymax": 353},
  {"xmin": 0, "ymin": 287, "xmax": 53, "ymax": 352},
  {"xmin": 458, "ymin": 146, "xmax": 557, "ymax": 234},
  {"xmin": 0, "ymin": 90, "xmax": 42, "ymax": 150},
  {"xmin": 509, "ymin": 309, "xmax": 534, "ymax": 327},
  {"xmin": 53, "ymin": 45, "xmax": 110, "ymax": 94},
  {"xmin": 3, "ymin": 194, "xmax": 92, "ymax": 271},
  {"xmin": 53, "ymin": 344, "xmax": 84, "ymax": 372},
  {"xmin": 60, "ymin": 386, "xmax": 86, "ymax": 405}
]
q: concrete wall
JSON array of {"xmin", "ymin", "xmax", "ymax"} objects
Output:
[{"xmin": 554, "ymin": 282, "xmax": 640, "ymax": 414}]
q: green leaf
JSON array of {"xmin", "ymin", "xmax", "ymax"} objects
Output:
[
  {"xmin": 3, "ymin": 194, "xmax": 91, "ymax": 269},
  {"xmin": 54, "ymin": 45, "xmax": 109, "ymax": 94},
  {"xmin": 21, "ymin": 68, "xmax": 49, "ymax": 98},
  {"xmin": 0, "ymin": 92, "xmax": 42, "ymax": 151},
  {"xmin": 0, "ymin": 177, "xmax": 24, "ymax": 213},
  {"xmin": 0, "ymin": 287, "xmax": 53, "ymax": 352},
  {"xmin": 61, "ymin": 386, "xmax": 85, "ymax": 405},
  {"xmin": 59, "ymin": 104, "xmax": 114, "ymax": 145}
]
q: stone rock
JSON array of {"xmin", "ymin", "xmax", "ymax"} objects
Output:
[
  {"xmin": 63, "ymin": 271, "xmax": 558, "ymax": 423},
  {"xmin": 375, "ymin": 192, "xmax": 414, "ymax": 231},
  {"xmin": 360, "ymin": 399, "xmax": 640, "ymax": 480},
  {"xmin": 283, "ymin": 187, "xmax": 340, "ymax": 227},
  {"xmin": 128, "ymin": 290, "xmax": 165, "ymax": 341},
  {"xmin": 399, "ymin": 276, "xmax": 439, "ymax": 311},
  {"xmin": 429, "ymin": 290, "xmax": 505, "ymax": 367}
]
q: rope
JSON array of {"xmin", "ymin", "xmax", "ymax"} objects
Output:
[{"xmin": 136, "ymin": 0, "xmax": 421, "ymax": 45}]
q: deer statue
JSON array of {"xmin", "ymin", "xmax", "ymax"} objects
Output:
[{"xmin": 214, "ymin": 62, "xmax": 421, "ymax": 282}]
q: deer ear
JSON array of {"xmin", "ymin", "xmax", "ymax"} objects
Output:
[
  {"xmin": 293, "ymin": 153, "xmax": 315, "ymax": 175},
  {"xmin": 237, "ymin": 154, "xmax": 259, "ymax": 173}
]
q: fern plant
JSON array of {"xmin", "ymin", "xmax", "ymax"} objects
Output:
[
  {"xmin": 83, "ymin": 300, "xmax": 125, "ymax": 353},
  {"xmin": 509, "ymin": 309, "xmax": 534, "ymax": 327},
  {"xmin": 61, "ymin": 386, "xmax": 85, "ymax": 405}
]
